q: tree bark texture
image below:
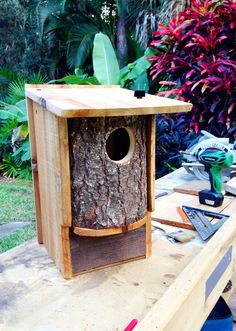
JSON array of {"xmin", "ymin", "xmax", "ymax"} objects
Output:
[
  {"xmin": 68, "ymin": 116, "xmax": 147, "ymax": 229},
  {"xmin": 116, "ymin": 15, "xmax": 128, "ymax": 68}
]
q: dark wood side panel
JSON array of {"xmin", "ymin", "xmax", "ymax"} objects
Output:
[{"xmin": 70, "ymin": 226, "xmax": 146, "ymax": 275}]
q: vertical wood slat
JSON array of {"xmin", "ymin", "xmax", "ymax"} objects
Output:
[
  {"xmin": 27, "ymin": 97, "xmax": 43, "ymax": 243},
  {"xmin": 32, "ymin": 102, "xmax": 72, "ymax": 277},
  {"xmin": 146, "ymin": 115, "xmax": 156, "ymax": 212},
  {"xmin": 58, "ymin": 117, "xmax": 72, "ymax": 277},
  {"xmin": 146, "ymin": 212, "xmax": 152, "ymax": 258}
]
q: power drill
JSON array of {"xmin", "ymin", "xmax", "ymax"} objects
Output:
[{"xmin": 196, "ymin": 150, "xmax": 233, "ymax": 207}]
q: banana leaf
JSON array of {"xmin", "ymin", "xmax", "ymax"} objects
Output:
[{"xmin": 93, "ymin": 33, "xmax": 120, "ymax": 85}]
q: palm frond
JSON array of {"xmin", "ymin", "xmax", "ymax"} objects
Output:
[
  {"xmin": 6, "ymin": 79, "xmax": 26, "ymax": 104},
  {"xmin": 28, "ymin": 72, "xmax": 48, "ymax": 84},
  {"xmin": 37, "ymin": 0, "xmax": 67, "ymax": 38}
]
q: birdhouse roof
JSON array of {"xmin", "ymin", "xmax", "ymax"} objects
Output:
[{"xmin": 26, "ymin": 85, "xmax": 192, "ymax": 118}]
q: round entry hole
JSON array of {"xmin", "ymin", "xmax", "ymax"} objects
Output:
[{"xmin": 106, "ymin": 128, "xmax": 135, "ymax": 163}]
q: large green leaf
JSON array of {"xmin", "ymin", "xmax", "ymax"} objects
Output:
[
  {"xmin": 49, "ymin": 75, "xmax": 100, "ymax": 85},
  {"xmin": 130, "ymin": 71, "xmax": 149, "ymax": 92},
  {"xmin": 120, "ymin": 47, "xmax": 156, "ymax": 87},
  {"xmin": 0, "ymin": 100, "xmax": 27, "ymax": 123},
  {"xmin": 93, "ymin": 33, "xmax": 120, "ymax": 85}
]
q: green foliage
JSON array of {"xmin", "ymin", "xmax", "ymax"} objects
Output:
[
  {"xmin": 0, "ymin": 156, "xmax": 21, "ymax": 178},
  {"xmin": 120, "ymin": 47, "xmax": 156, "ymax": 90},
  {"xmin": 0, "ymin": 0, "xmax": 53, "ymax": 78},
  {"xmin": 93, "ymin": 33, "xmax": 120, "ymax": 85},
  {"xmin": 0, "ymin": 69, "xmax": 47, "ymax": 179},
  {"xmin": 36, "ymin": 0, "xmax": 163, "ymax": 75},
  {"xmin": 149, "ymin": 0, "xmax": 236, "ymax": 138},
  {"xmin": 54, "ymin": 33, "xmax": 153, "ymax": 90}
]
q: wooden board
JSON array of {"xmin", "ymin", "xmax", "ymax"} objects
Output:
[
  {"xmin": 25, "ymin": 84, "xmax": 192, "ymax": 118},
  {"xmin": 174, "ymin": 179, "xmax": 226, "ymax": 196},
  {"xmin": 31, "ymin": 101, "xmax": 72, "ymax": 278},
  {"xmin": 152, "ymin": 192, "xmax": 234, "ymax": 230},
  {"xmin": 136, "ymin": 211, "xmax": 236, "ymax": 331},
  {"xmin": 147, "ymin": 115, "xmax": 156, "ymax": 212},
  {"xmin": 174, "ymin": 180, "xmax": 211, "ymax": 195},
  {"xmin": 27, "ymin": 97, "xmax": 43, "ymax": 243}
]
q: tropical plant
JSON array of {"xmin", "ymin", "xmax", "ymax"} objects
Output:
[
  {"xmin": 0, "ymin": 0, "xmax": 53, "ymax": 78},
  {"xmin": 155, "ymin": 114, "xmax": 197, "ymax": 178},
  {"xmin": 52, "ymin": 32, "xmax": 155, "ymax": 91},
  {"xmin": 37, "ymin": 0, "xmax": 162, "ymax": 73},
  {"xmin": 148, "ymin": 0, "xmax": 236, "ymax": 140},
  {"xmin": 0, "ymin": 70, "xmax": 47, "ymax": 178}
]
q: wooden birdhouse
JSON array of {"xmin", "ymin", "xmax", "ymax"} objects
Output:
[{"xmin": 26, "ymin": 85, "xmax": 192, "ymax": 278}]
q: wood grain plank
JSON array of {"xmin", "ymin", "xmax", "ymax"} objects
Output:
[
  {"xmin": 32, "ymin": 103, "xmax": 65, "ymax": 273},
  {"xmin": 135, "ymin": 212, "xmax": 236, "ymax": 331},
  {"xmin": 146, "ymin": 212, "xmax": 152, "ymax": 258},
  {"xmin": 61, "ymin": 226, "xmax": 72, "ymax": 279},
  {"xmin": 27, "ymin": 98, "xmax": 43, "ymax": 243},
  {"xmin": 25, "ymin": 85, "xmax": 192, "ymax": 118},
  {"xmin": 73, "ymin": 215, "xmax": 147, "ymax": 237},
  {"xmin": 57, "ymin": 118, "xmax": 72, "ymax": 227},
  {"xmin": 146, "ymin": 115, "xmax": 156, "ymax": 212},
  {"xmin": 174, "ymin": 180, "xmax": 211, "ymax": 196}
]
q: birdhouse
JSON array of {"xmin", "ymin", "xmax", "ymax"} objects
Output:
[{"xmin": 26, "ymin": 85, "xmax": 192, "ymax": 278}]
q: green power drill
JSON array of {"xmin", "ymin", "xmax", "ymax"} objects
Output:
[{"xmin": 197, "ymin": 149, "xmax": 233, "ymax": 207}]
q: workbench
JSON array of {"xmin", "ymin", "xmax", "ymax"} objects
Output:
[{"xmin": 1, "ymin": 168, "xmax": 236, "ymax": 331}]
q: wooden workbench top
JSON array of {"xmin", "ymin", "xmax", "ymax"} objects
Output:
[
  {"xmin": 25, "ymin": 84, "xmax": 192, "ymax": 118},
  {"xmin": 1, "ymin": 168, "xmax": 236, "ymax": 331},
  {"xmin": 0, "ymin": 232, "xmax": 200, "ymax": 331}
]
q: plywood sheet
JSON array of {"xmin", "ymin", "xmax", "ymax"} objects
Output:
[{"xmin": 152, "ymin": 192, "xmax": 234, "ymax": 230}]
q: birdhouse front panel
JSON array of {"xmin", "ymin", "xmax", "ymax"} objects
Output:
[{"xmin": 68, "ymin": 116, "xmax": 147, "ymax": 230}]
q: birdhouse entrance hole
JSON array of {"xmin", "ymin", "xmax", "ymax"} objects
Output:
[{"xmin": 106, "ymin": 127, "xmax": 135, "ymax": 163}]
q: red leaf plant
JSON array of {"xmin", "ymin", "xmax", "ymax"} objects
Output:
[{"xmin": 148, "ymin": 0, "xmax": 236, "ymax": 138}]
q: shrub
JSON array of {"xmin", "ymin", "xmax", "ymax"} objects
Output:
[
  {"xmin": 149, "ymin": 0, "xmax": 236, "ymax": 140},
  {"xmin": 155, "ymin": 114, "xmax": 197, "ymax": 178},
  {"xmin": 0, "ymin": 70, "xmax": 47, "ymax": 179}
]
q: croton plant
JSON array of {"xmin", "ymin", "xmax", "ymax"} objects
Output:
[{"xmin": 149, "ymin": 0, "xmax": 236, "ymax": 139}]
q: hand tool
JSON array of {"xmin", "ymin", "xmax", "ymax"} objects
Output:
[
  {"xmin": 182, "ymin": 149, "xmax": 233, "ymax": 207},
  {"xmin": 152, "ymin": 220, "xmax": 195, "ymax": 243},
  {"xmin": 181, "ymin": 205, "xmax": 229, "ymax": 240}
]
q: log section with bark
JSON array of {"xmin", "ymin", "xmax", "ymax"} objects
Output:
[{"xmin": 68, "ymin": 116, "xmax": 147, "ymax": 229}]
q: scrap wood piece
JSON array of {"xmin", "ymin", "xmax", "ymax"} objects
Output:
[
  {"xmin": 174, "ymin": 180, "xmax": 211, "ymax": 196},
  {"xmin": 152, "ymin": 192, "xmax": 233, "ymax": 230},
  {"xmin": 225, "ymin": 177, "xmax": 236, "ymax": 195}
]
